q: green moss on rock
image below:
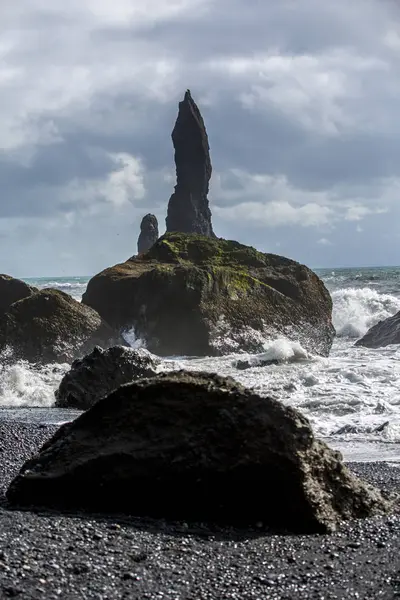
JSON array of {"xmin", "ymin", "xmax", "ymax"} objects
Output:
[
  {"xmin": 144, "ymin": 232, "xmax": 285, "ymax": 269},
  {"xmin": 83, "ymin": 233, "xmax": 335, "ymax": 357}
]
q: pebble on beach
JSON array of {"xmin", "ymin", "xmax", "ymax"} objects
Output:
[{"xmin": 0, "ymin": 422, "xmax": 398, "ymax": 599}]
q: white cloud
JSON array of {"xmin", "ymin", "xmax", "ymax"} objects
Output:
[
  {"xmin": 105, "ymin": 153, "xmax": 146, "ymax": 206},
  {"xmin": 61, "ymin": 152, "xmax": 146, "ymax": 217},
  {"xmin": 344, "ymin": 204, "xmax": 386, "ymax": 221},
  {"xmin": 212, "ymin": 170, "xmax": 334, "ymax": 207},
  {"xmin": 212, "ymin": 169, "xmax": 395, "ymax": 232},
  {"xmin": 383, "ymin": 29, "xmax": 400, "ymax": 51},
  {"xmin": 215, "ymin": 200, "xmax": 333, "ymax": 228},
  {"xmin": 84, "ymin": 0, "xmax": 211, "ymax": 24},
  {"xmin": 208, "ymin": 50, "xmax": 387, "ymax": 135},
  {"xmin": 317, "ymin": 237, "xmax": 332, "ymax": 246}
]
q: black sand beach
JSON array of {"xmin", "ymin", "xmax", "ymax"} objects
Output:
[{"xmin": 0, "ymin": 422, "xmax": 398, "ymax": 599}]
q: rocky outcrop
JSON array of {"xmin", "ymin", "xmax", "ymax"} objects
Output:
[
  {"xmin": 0, "ymin": 289, "xmax": 125, "ymax": 364},
  {"xmin": 355, "ymin": 311, "xmax": 400, "ymax": 348},
  {"xmin": 0, "ymin": 274, "xmax": 37, "ymax": 315},
  {"xmin": 7, "ymin": 372, "xmax": 391, "ymax": 533},
  {"xmin": 55, "ymin": 345, "xmax": 160, "ymax": 410},
  {"xmin": 165, "ymin": 90, "xmax": 215, "ymax": 237},
  {"xmin": 137, "ymin": 214, "xmax": 159, "ymax": 255},
  {"xmin": 82, "ymin": 232, "xmax": 335, "ymax": 357}
]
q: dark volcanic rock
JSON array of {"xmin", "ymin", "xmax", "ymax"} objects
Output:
[
  {"xmin": 82, "ymin": 232, "xmax": 335, "ymax": 357},
  {"xmin": 137, "ymin": 214, "xmax": 159, "ymax": 255},
  {"xmin": 0, "ymin": 288, "xmax": 125, "ymax": 364},
  {"xmin": 0, "ymin": 274, "xmax": 36, "ymax": 315},
  {"xmin": 235, "ymin": 357, "xmax": 282, "ymax": 370},
  {"xmin": 165, "ymin": 90, "xmax": 215, "ymax": 237},
  {"xmin": 355, "ymin": 311, "xmax": 400, "ymax": 348},
  {"xmin": 55, "ymin": 345, "xmax": 160, "ymax": 410},
  {"xmin": 7, "ymin": 372, "xmax": 392, "ymax": 533}
]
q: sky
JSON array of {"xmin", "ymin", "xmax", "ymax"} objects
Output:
[{"xmin": 2, "ymin": 0, "xmax": 400, "ymax": 276}]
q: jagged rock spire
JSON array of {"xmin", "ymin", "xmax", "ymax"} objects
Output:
[{"xmin": 165, "ymin": 90, "xmax": 215, "ymax": 237}]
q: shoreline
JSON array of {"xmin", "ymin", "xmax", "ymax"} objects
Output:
[
  {"xmin": 1, "ymin": 406, "xmax": 399, "ymax": 464},
  {"xmin": 0, "ymin": 422, "xmax": 398, "ymax": 599}
]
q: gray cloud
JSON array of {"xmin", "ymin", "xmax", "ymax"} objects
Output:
[{"xmin": 1, "ymin": 0, "xmax": 400, "ymax": 276}]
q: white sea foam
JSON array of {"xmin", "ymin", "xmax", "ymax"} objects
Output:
[
  {"xmin": 41, "ymin": 282, "xmax": 87, "ymax": 289},
  {"xmin": 0, "ymin": 361, "xmax": 68, "ymax": 407},
  {"xmin": 1, "ymin": 275, "xmax": 400, "ymax": 461},
  {"xmin": 35, "ymin": 280, "xmax": 88, "ymax": 301},
  {"xmin": 231, "ymin": 338, "xmax": 310, "ymax": 368},
  {"xmin": 332, "ymin": 287, "xmax": 400, "ymax": 338},
  {"xmin": 122, "ymin": 327, "xmax": 146, "ymax": 349},
  {"xmin": 261, "ymin": 337, "xmax": 309, "ymax": 362},
  {"xmin": 168, "ymin": 340, "xmax": 400, "ymax": 444}
]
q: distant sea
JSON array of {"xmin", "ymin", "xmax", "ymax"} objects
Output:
[
  {"xmin": 1, "ymin": 266, "xmax": 400, "ymax": 463},
  {"xmin": 25, "ymin": 276, "xmax": 89, "ymax": 302}
]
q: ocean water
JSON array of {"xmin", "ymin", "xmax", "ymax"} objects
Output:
[
  {"xmin": 2, "ymin": 267, "xmax": 400, "ymax": 461},
  {"xmin": 26, "ymin": 276, "xmax": 89, "ymax": 302}
]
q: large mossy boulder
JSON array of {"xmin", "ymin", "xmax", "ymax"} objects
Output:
[
  {"xmin": 0, "ymin": 288, "xmax": 125, "ymax": 364},
  {"xmin": 7, "ymin": 372, "xmax": 391, "ymax": 533},
  {"xmin": 82, "ymin": 233, "xmax": 335, "ymax": 357},
  {"xmin": 0, "ymin": 274, "xmax": 37, "ymax": 315},
  {"xmin": 55, "ymin": 345, "xmax": 160, "ymax": 410}
]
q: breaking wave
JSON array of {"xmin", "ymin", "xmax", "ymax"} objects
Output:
[{"xmin": 332, "ymin": 287, "xmax": 400, "ymax": 338}]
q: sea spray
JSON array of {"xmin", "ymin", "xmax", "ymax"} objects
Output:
[
  {"xmin": 0, "ymin": 270, "xmax": 398, "ymax": 459},
  {"xmin": 0, "ymin": 360, "xmax": 68, "ymax": 407},
  {"xmin": 331, "ymin": 287, "xmax": 400, "ymax": 338},
  {"xmin": 122, "ymin": 327, "xmax": 146, "ymax": 349}
]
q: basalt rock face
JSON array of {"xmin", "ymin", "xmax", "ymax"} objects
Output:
[
  {"xmin": 7, "ymin": 372, "xmax": 392, "ymax": 533},
  {"xmin": 0, "ymin": 274, "xmax": 37, "ymax": 315},
  {"xmin": 137, "ymin": 214, "xmax": 159, "ymax": 255},
  {"xmin": 55, "ymin": 345, "xmax": 160, "ymax": 410},
  {"xmin": 165, "ymin": 90, "xmax": 215, "ymax": 237},
  {"xmin": 0, "ymin": 289, "xmax": 125, "ymax": 364},
  {"xmin": 355, "ymin": 311, "xmax": 400, "ymax": 348},
  {"xmin": 82, "ymin": 232, "xmax": 335, "ymax": 357}
]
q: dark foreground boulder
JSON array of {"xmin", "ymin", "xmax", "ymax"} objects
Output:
[
  {"xmin": 82, "ymin": 232, "xmax": 335, "ymax": 357},
  {"xmin": 55, "ymin": 345, "xmax": 160, "ymax": 410},
  {"xmin": 0, "ymin": 289, "xmax": 125, "ymax": 364},
  {"xmin": 355, "ymin": 311, "xmax": 400, "ymax": 348},
  {"xmin": 7, "ymin": 372, "xmax": 391, "ymax": 533},
  {"xmin": 0, "ymin": 274, "xmax": 37, "ymax": 315}
]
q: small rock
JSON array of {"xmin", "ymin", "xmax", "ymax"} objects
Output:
[
  {"xmin": 137, "ymin": 214, "xmax": 159, "ymax": 255},
  {"xmin": 54, "ymin": 345, "xmax": 159, "ymax": 410}
]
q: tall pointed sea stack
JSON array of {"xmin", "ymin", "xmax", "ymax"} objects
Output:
[
  {"xmin": 137, "ymin": 214, "xmax": 158, "ymax": 255},
  {"xmin": 165, "ymin": 90, "xmax": 215, "ymax": 237}
]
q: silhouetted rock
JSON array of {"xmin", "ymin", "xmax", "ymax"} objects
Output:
[
  {"xmin": 0, "ymin": 289, "xmax": 125, "ymax": 364},
  {"xmin": 165, "ymin": 90, "xmax": 215, "ymax": 237},
  {"xmin": 0, "ymin": 274, "xmax": 37, "ymax": 315},
  {"xmin": 355, "ymin": 311, "xmax": 400, "ymax": 348},
  {"xmin": 137, "ymin": 214, "xmax": 159, "ymax": 255},
  {"xmin": 7, "ymin": 372, "xmax": 392, "ymax": 533},
  {"xmin": 82, "ymin": 232, "xmax": 335, "ymax": 357},
  {"xmin": 55, "ymin": 345, "xmax": 160, "ymax": 410}
]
